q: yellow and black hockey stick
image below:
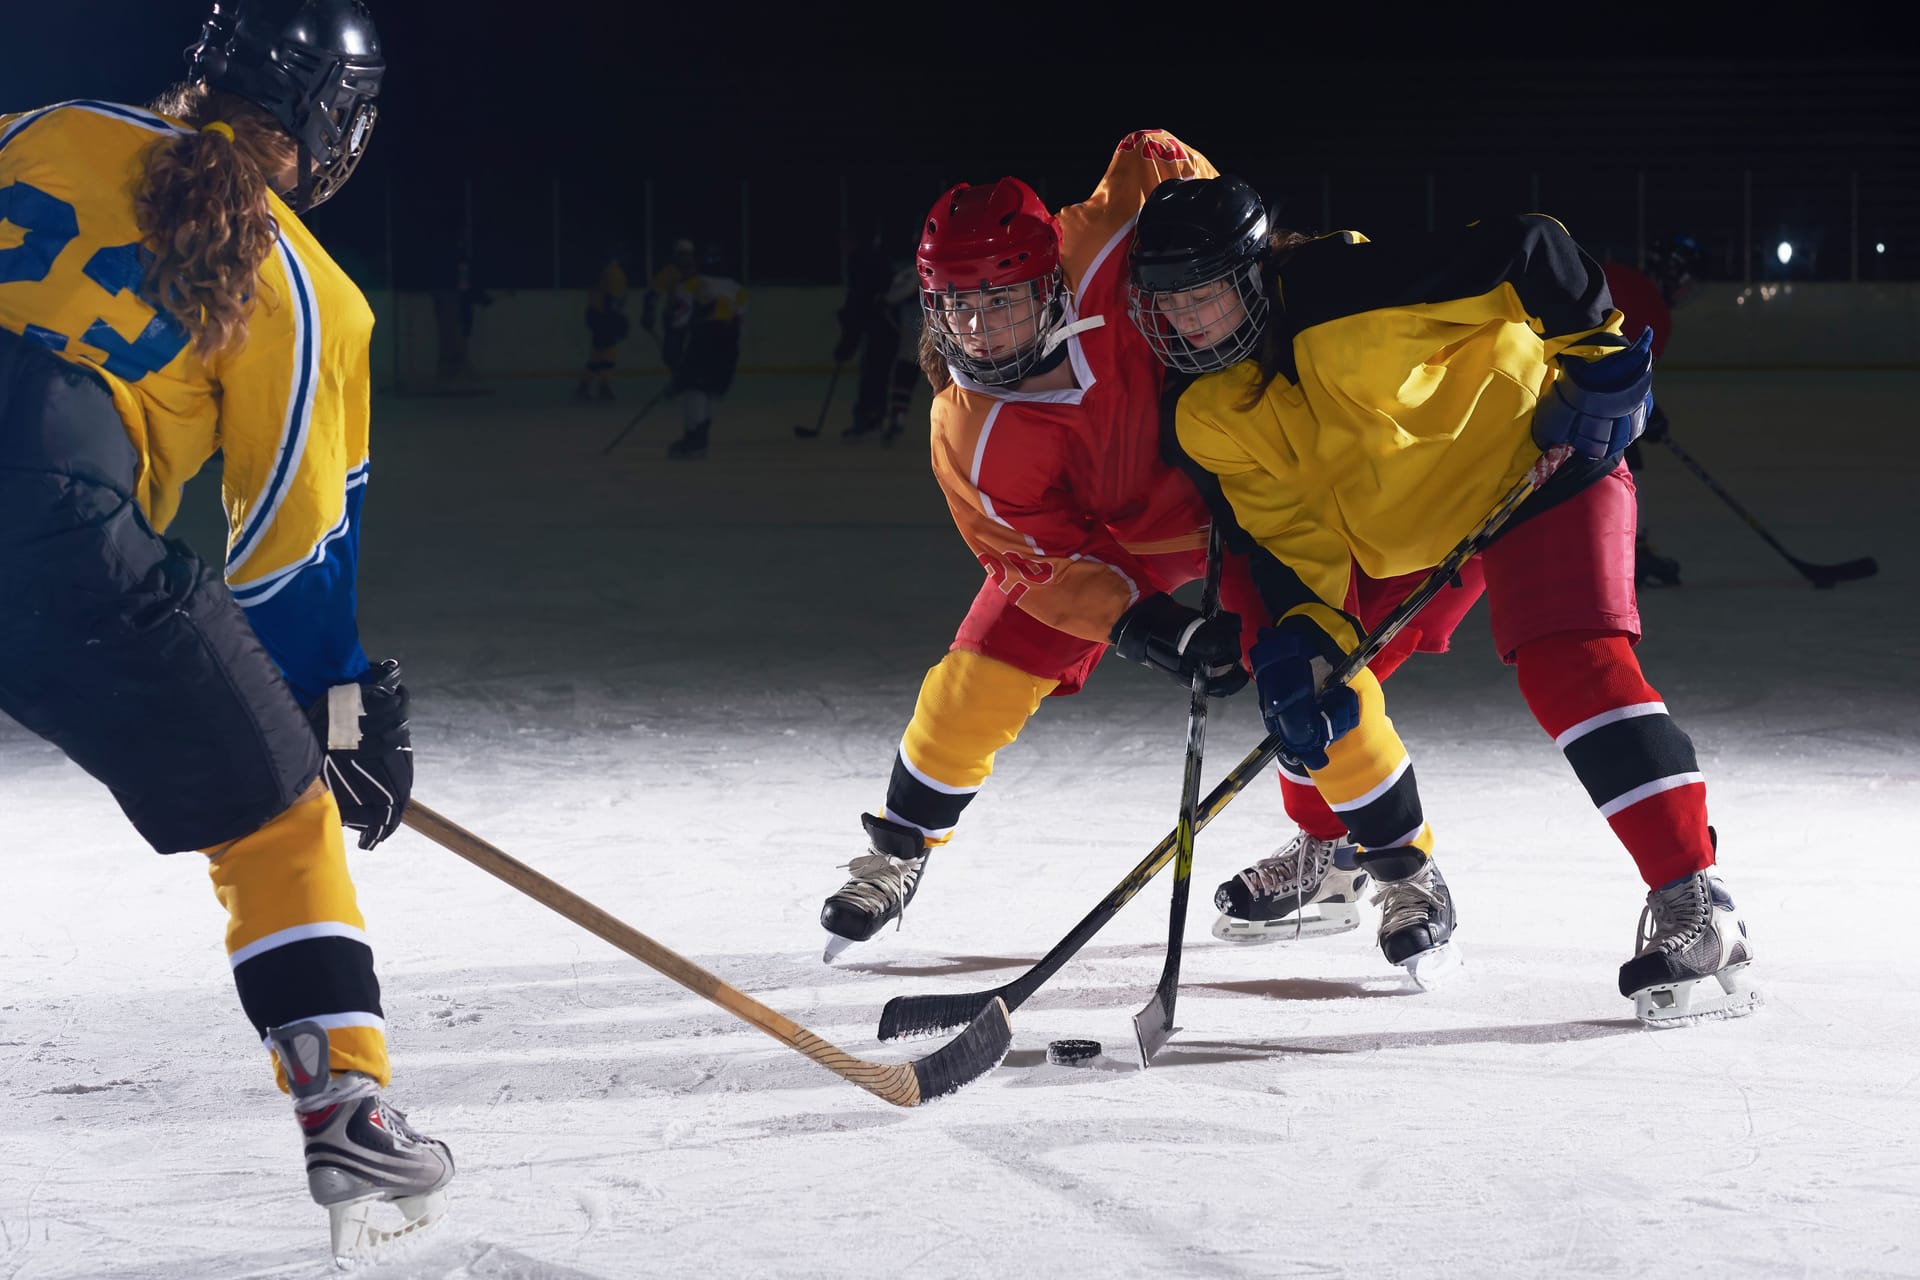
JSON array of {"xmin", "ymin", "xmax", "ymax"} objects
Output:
[{"xmin": 403, "ymin": 802, "xmax": 1010, "ymax": 1105}]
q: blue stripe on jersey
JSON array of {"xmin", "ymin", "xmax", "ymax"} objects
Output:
[
  {"xmin": 227, "ymin": 237, "xmax": 318, "ymax": 572},
  {"xmin": 234, "ymin": 466, "xmax": 371, "ymax": 705},
  {"xmin": 0, "ymin": 100, "xmax": 184, "ymax": 156}
]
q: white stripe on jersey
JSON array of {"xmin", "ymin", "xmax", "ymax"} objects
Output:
[{"xmin": 227, "ymin": 236, "xmax": 322, "ymax": 579}]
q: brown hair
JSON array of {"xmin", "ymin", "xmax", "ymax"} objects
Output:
[
  {"xmin": 1242, "ymin": 229, "xmax": 1318, "ymax": 408},
  {"xmin": 136, "ymin": 84, "xmax": 296, "ymax": 361},
  {"xmin": 918, "ymin": 324, "xmax": 951, "ymax": 393}
]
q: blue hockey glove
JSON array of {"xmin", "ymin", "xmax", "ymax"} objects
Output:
[
  {"xmin": 1249, "ymin": 626, "xmax": 1360, "ymax": 770},
  {"xmin": 1111, "ymin": 593, "xmax": 1248, "ymax": 697},
  {"xmin": 1531, "ymin": 327, "xmax": 1655, "ymax": 460}
]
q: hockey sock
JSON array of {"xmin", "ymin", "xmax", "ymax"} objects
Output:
[
  {"xmin": 886, "ymin": 650, "xmax": 1056, "ymax": 844},
  {"xmin": 1276, "ymin": 626, "xmax": 1424, "ymax": 843},
  {"xmin": 204, "ymin": 782, "xmax": 389, "ymax": 1090},
  {"xmin": 1306, "ymin": 666, "xmax": 1433, "ymax": 863},
  {"xmin": 1513, "ymin": 630, "xmax": 1713, "ymax": 888}
]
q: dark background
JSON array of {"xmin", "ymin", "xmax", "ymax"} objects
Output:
[{"xmin": 6, "ymin": 2, "xmax": 1917, "ymax": 289}]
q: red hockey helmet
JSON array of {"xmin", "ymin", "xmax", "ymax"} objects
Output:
[{"xmin": 917, "ymin": 178, "xmax": 1067, "ymax": 385}]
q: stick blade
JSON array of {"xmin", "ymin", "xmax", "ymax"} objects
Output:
[
  {"xmin": 1131, "ymin": 994, "xmax": 1174, "ymax": 1067},
  {"xmin": 909, "ymin": 997, "xmax": 1012, "ymax": 1101},
  {"xmin": 878, "ymin": 987, "xmax": 1000, "ymax": 1042},
  {"xmin": 1802, "ymin": 555, "xmax": 1878, "ymax": 589}
]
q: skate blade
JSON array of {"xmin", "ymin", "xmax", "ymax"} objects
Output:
[
  {"xmin": 1399, "ymin": 941, "xmax": 1463, "ymax": 992},
  {"xmin": 327, "ymin": 1188, "xmax": 448, "ymax": 1268},
  {"xmin": 1210, "ymin": 903, "xmax": 1362, "ymax": 946},
  {"xmin": 822, "ymin": 931, "xmax": 860, "ymax": 964},
  {"xmin": 1634, "ymin": 961, "xmax": 1762, "ymax": 1027}
]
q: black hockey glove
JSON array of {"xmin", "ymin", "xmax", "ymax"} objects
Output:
[
  {"xmin": 305, "ymin": 658, "xmax": 413, "ymax": 850},
  {"xmin": 1110, "ymin": 593, "xmax": 1248, "ymax": 697}
]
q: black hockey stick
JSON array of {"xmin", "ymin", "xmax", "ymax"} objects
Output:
[
  {"xmin": 600, "ymin": 384, "xmax": 673, "ymax": 456},
  {"xmin": 877, "ymin": 448, "xmax": 1573, "ymax": 1043},
  {"xmin": 1130, "ymin": 524, "xmax": 1224, "ymax": 1065},
  {"xmin": 793, "ymin": 363, "xmax": 845, "ymax": 439},
  {"xmin": 1657, "ymin": 431, "xmax": 1876, "ymax": 589},
  {"xmin": 405, "ymin": 803, "xmax": 1011, "ymax": 1105}
]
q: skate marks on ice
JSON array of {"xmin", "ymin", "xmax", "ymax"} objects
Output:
[{"xmin": 78, "ymin": 1238, "xmax": 620, "ymax": 1280}]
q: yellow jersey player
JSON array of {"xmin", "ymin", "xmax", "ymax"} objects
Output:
[
  {"xmin": 663, "ymin": 244, "xmax": 747, "ymax": 459},
  {"xmin": 0, "ymin": 0, "xmax": 452, "ymax": 1259},
  {"xmin": 1129, "ymin": 178, "xmax": 1757, "ymax": 1021},
  {"xmin": 577, "ymin": 244, "xmax": 630, "ymax": 401}
]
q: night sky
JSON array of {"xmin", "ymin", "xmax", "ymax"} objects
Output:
[{"xmin": 6, "ymin": 3, "xmax": 1916, "ymax": 288}]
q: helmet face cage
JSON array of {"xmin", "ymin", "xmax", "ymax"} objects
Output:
[
  {"xmin": 921, "ymin": 269, "xmax": 1065, "ymax": 386},
  {"xmin": 1127, "ymin": 255, "xmax": 1268, "ymax": 374}
]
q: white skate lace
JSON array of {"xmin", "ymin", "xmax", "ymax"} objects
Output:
[
  {"xmin": 1634, "ymin": 873, "xmax": 1711, "ymax": 956},
  {"xmin": 834, "ymin": 851, "xmax": 920, "ymax": 930},
  {"xmin": 1372, "ymin": 867, "xmax": 1444, "ymax": 938},
  {"xmin": 1240, "ymin": 832, "xmax": 1335, "ymax": 899}
]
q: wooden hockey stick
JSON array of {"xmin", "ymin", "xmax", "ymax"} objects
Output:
[
  {"xmin": 402, "ymin": 802, "xmax": 1010, "ymax": 1106},
  {"xmin": 1130, "ymin": 523, "xmax": 1224, "ymax": 1065},
  {"xmin": 878, "ymin": 448, "xmax": 1572, "ymax": 1043}
]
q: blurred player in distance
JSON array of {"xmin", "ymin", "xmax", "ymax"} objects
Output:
[
  {"xmin": 0, "ymin": 0, "xmax": 451, "ymax": 1257},
  {"xmin": 833, "ymin": 217, "xmax": 922, "ymax": 444},
  {"xmin": 1131, "ymin": 177, "xmax": 1756, "ymax": 1022},
  {"xmin": 663, "ymin": 244, "xmax": 746, "ymax": 459},
  {"xmin": 577, "ymin": 241, "xmax": 631, "ymax": 401},
  {"xmin": 1601, "ymin": 233, "xmax": 1704, "ymax": 587}
]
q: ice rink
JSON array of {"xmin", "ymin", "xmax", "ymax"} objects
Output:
[{"xmin": 2, "ymin": 368, "xmax": 1915, "ymax": 1279}]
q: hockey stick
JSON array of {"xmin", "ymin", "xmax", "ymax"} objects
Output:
[
  {"xmin": 402, "ymin": 802, "xmax": 1011, "ymax": 1105},
  {"xmin": 1130, "ymin": 524, "xmax": 1224, "ymax": 1065},
  {"xmin": 1656, "ymin": 431, "xmax": 1877, "ymax": 589},
  {"xmin": 878, "ymin": 448, "xmax": 1572, "ymax": 1042},
  {"xmin": 600, "ymin": 384, "xmax": 674, "ymax": 456},
  {"xmin": 792, "ymin": 363, "xmax": 845, "ymax": 439}
]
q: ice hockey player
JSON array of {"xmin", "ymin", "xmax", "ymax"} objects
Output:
[
  {"xmin": 813, "ymin": 131, "xmax": 1478, "ymax": 984},
  {"xmin": 1128, "ymin": 176, "xmax": 1758, "ymax": 1022},
  {"xmin": 577, "ymin": 242, "xmax": 631, "ymax": 401},
  {"xmin": 1601, "ymin": 234, "xmax": 1703, "ymax": 588},
  {"xmin": 832, "ymin": 219, "xmax": 922, "ymax": 443},
  {"xmin": 663, "ymin": 245, "xmax": 747, "ymax": 459},
  {"xmin": 0, "ymin": 0, "xmax": 452, "ymax": 1259}
]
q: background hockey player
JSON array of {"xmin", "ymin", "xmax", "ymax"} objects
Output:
[
  {"xmin": 1601, "ymin": 234, "xmax": 1703, "ymax": 587},
  {"xmin": 815, "ymin": 131, "xmax": 1477, "ymax": 982},
  {"xmin": 0, "ymin": 0, "xmax": 451, "ymax": 1257},
  {"xmin": 577, "ymin": 241, "xmax": 631, "ymax": 401},
  {"xmin": 642, "ymin": 235, "xmax": 699, "ymax": 367},
  {"xmin": 832, "ymin": 218, "xmax": 922, "ymax": 443},
  {"xmin": 662, "ymin": 244, "xmax": 746, "ymax": 459},
  {"xmin": 1131, "ymin": 177, "xmax": 1757, "ymax": 1022}
]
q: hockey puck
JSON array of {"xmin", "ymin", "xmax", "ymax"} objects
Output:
[{"xmin": 1046, "ymin": 1038, "xmax": 1101, "ymax": 1066}]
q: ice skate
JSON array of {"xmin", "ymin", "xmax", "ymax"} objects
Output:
[
  {"xmin": 1372, "ymin": 858, "xmax": 1460, "ymax": 990},
  {"xmin": 1620, "ymin": 871, "xmax": 1759, "ymax": 1025},
  {"xmin": 268, "ymin": 1021, "xmax": 455, "ymax": 1266},
  {"xmin": 666, "ymin": 424, "xmax": 709, "ymax": 460},
  {"xmin": 1211, "ymin": 831, "xmax": 1367, "ymax": 944},
  {"xmin": 819, "ymin": 813, "xmax": 931, "ymax": 962}
]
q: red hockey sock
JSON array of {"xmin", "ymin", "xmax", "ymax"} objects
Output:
[{"xmin": 1513, "ymin": 630, "xmax": 1714, "ymax": 888}]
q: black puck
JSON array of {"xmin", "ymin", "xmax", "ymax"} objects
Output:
[{"xmin": 1046, "ymin": 1038, "xmax": 1101, "ymax": 1066}]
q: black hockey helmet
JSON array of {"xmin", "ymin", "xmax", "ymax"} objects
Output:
[
  {"xmin": 1127, "ymin": 176, "xmax": 1271, "ymax": 374},
  {"xmin": 185, "ymin": 0, "xmax": 384, "ymax": 213}
]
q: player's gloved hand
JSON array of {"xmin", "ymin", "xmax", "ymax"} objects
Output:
[
  {"xmin": 1531, "ymin": 327, "xmax": 1655, "ymax": 459},
  {"xmin": 1110, "ymin": 593, "xmax": 1248, "ymax": 697},
  {"xmin": 1249, "ymin": 626, "xmax": 1360, "ymax": 770},
  {"xmin": 305, "ymin": 658, "xmax": 413, "ymax": 850}
]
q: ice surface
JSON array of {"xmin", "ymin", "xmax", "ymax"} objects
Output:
[{"xmin": 2, "ymin": 371, "xmax": 1915, "ymax": 1278}]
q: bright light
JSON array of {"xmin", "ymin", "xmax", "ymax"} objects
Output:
[
  {"xmin": 1776, "ymin": 241, "xmax": 1793, "ymax": 266},
  {"xmin": 1876, "ymin": 242, "xmax": 1887, "ymax": 254}
]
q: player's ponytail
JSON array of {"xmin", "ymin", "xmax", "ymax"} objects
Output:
[
  {"xmin": 1242, "ymin": 229, "xmax": 1317, "ymax": 408},
  {"xmin": 136, "ymin": 84, "xmax": 293, "ymax": 360}
]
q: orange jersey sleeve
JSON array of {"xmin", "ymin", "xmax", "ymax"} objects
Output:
[{"xmin": 1056, "ymin": 129, "xmax": 1219, "ymax": 291}]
